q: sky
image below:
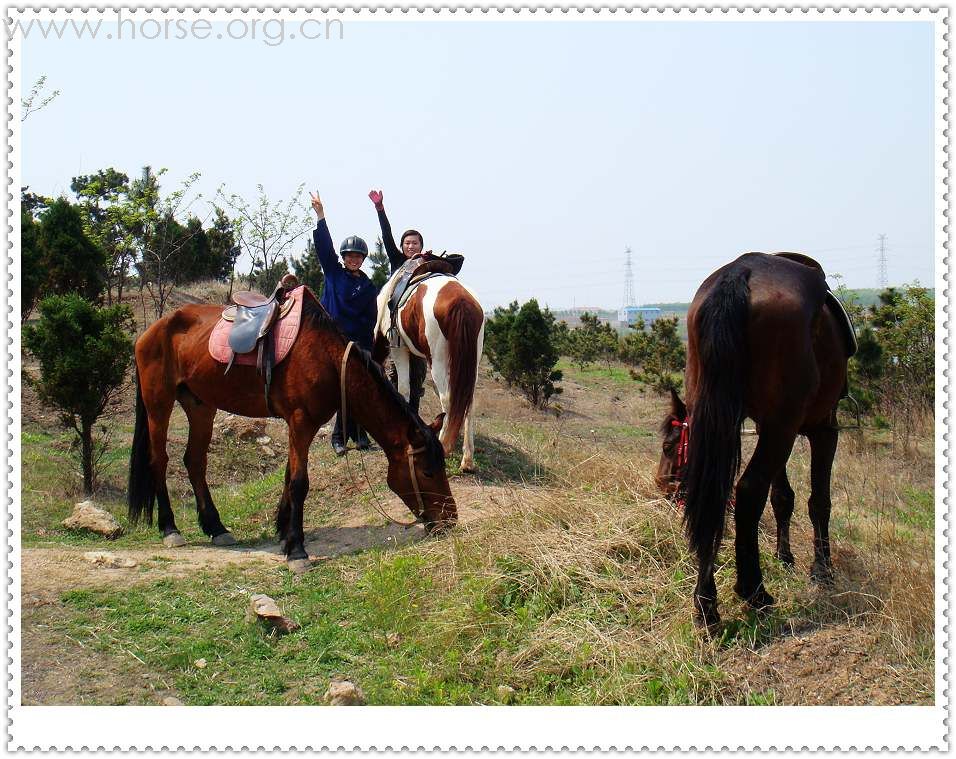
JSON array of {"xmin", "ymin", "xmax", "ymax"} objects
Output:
[{"xmin": 20, "ymin": 17, "xmax": 937, "ymax": 309}]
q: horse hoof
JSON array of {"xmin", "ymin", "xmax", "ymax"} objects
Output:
[
  {"xmin": 694, "ymin": 608, "xmax": 721, "ymax": 635},
  {"xmin": 810, "ymin": 564, "xmax": 835, "ymax": 585},
  {"xmin": 741, "ymin": 587, "xmax": 775, "ymax": 611},
  {"xmin": 776, "ymin": 552, "xmax": 795, "ymax": 569},
  {"xmin": 460, "ymin": 462, "xmax": 477, "ymax": 474},
  {"xmin": 287, "ymin": 558, "xmax": 312, "ymax": 575},
  {"xmin": 211, "ymin": 532, "xmax": 237, "ymax": 547},
  {"xmin": 163, "ymin": 532, "xmax": 186, "ymax": 548}
]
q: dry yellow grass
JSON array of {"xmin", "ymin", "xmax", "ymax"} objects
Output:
[{"xmin": 403, "ymin": 363, "xmax": 936, "ymax": 704}]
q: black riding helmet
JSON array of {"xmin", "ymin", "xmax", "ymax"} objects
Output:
[{"xmin": 339, "ymin": 235, "xmax": 368, "ymax": 258}]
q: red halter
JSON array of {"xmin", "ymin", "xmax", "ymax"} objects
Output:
[{"xmin": 670, "ymin": 417, "xmax": 691, "ymax": 470}]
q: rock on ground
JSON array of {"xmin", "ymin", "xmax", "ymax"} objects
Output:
[
  {"xmin": 63, "ymin": 501, "xmax": 123, "ymax": 539},
  {"xmin": 218, "ymin": 415, "xmax": 267, "ymax": 441},
  {"xmin": 248, "ymin": 594, "xmax": 301, "ymax": 634},
  {"xmin": 83, "ymin": 551, "xmax": 137, "ymax": 568},
  {"xmin": 323, "ymin": 678, "xmax": 366, "ymax": 705}
]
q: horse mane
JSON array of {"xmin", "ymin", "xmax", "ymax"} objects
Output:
[{"xmin": 300, "ymin": 294, "xmax": 445, "ymax": 474}]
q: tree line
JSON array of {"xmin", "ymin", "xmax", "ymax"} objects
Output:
[
  {"xmin": 20, "ymin": 166, "xmax": 394, "ymax": 497},
  {"xmin": 483, "ymin": 289, "xmax": 935, "ymax": 449},
  {"xmin": 483, "ymin": 301, "xmax": 685, "ymax": 409}
]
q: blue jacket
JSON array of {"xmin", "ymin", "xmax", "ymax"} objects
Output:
[{"xmin": 314, "ymin": 218, "xmax": 378, "ymax": 349}]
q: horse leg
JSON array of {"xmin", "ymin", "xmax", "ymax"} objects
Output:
[
  {"xmin": 770, "ymin": 467, "xmax": 796, "ymax": 566},
  {"xmin": 283, "ymin": 410, "xmax": 319, "ymax": 573},
  {"xmin": 179, "ymin": 390, "xmax": 235, "ymax": 545},
  {"xmin": 393, "ymin": 345, "xmax": 411, "ymax": 400},
  {"xmin": 733, "ymin": 428, "xmax": 797, "ymax": 609},
  {"xmin": 143, "ymin": 395, "xmax": 183, "ymax": 547},
  {"xmin": 693, "ymin": 537, "xmax": 721, "ymax": 631},
  {"xmin": 806, "ymin": 422, "xmax": 839, "ymax": 583},
  {"xmin": 275, "ymin": 463, "xmax": 292, "ymax": 541},
  {"xmin": 460, "ymin": 410, "xmax": 477, "ymax": 473}
]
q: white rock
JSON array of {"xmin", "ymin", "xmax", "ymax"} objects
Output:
[
  {"xmin": 497, "ymin": 685, "xmax": 516, "ymax": 703},
  {"xmin": 248, "ymin": 593, "xmax": 300, "ymax": 634},
  {"xmin": 194, "ymin": 658, "xmax": 207, "ymax": 669},
  {"xmin": 162, "ymin": 696, "xmax": 184, "ymax": 706},
  {"xmin": 63, "ymin": 501, "xmax": 123, "ymax": 539},
  {"xmin": 323, "ymin": 678, "xmax": 366, "ymax": 705},
  {"xmin": 83, "ymin": 551, "xmax": 137, "ymax": 568},
  {"xmin": 256, "ymin": 436, "xmax": 272, "ymax": 445}
]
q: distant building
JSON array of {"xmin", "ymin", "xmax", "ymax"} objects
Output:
[{"xmin": 618, "ymin": 306, "xmax": 662, "ymax": 328}]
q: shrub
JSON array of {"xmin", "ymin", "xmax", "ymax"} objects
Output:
[
  {"xmin": 23, "ymin": 294, "xmax": 135, "ymax": 495},
  {"xmin": 619, "ymin": 316, "xmax": 685, "ymax": 394},
  {"xmin": 484, "ymin": 299, "xmax": 563, "ymax": 408}
]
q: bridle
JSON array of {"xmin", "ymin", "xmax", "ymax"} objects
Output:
[
  {"xmin": 669, "ymin": 416, "xmax": 691, "ymax": 473},
  {"xmin": 340, "ymin": 341, "xmax": 426, "ymax": 528}
]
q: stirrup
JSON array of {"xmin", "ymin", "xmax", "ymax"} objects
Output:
[{"xmin": 388, "ymin": 325, "xmax": 402, "ymax": 349}]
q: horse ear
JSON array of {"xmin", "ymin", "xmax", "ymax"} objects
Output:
[
  {"xmin": 429, "ymin": 413, "xmax": 446, "ymax": 435},
  {"xmin": 669, "ymin": 387, "xmax": 687, "ymax": 420}
]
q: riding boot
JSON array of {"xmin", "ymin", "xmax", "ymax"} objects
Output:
[
  {"xmin": 408, "ymin": 355, "xmax": 427, "ymax": 415},
  {"xmin": 331, "ymin": 412, "xmax": 347, "ymax": 456},
  {"xmin": 356, "ymin": 426, "xmax": 372, "ymax": 451}
]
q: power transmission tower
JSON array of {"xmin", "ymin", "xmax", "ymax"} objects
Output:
[
  {"xmin": 876, "ymin": 234, "xmax": 888, "ymax": 288},
  {"xmin": 623, "ymin": 246, "xmax": 635, "ymax": 307}
]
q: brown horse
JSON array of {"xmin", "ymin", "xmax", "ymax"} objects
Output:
[
  {"xmin": 128, "ymin": 288, "xmax": 457, "ymax": 572},
  {"xmin": 656, "ymin": 252, "xmax": 850, "ymax": 629}
]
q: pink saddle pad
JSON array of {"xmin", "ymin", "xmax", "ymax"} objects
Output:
[{"xmin": 208, "ymin": 286, "xmax": 305, "ymax": 367}]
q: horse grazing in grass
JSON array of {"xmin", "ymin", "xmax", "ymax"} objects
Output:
[
  {"xmin": 374, "ymin": 273, "xmax": 485, "ymax": 473},
  {"xmin": 128, "ymin": 287, "xmax": 457, "ymax": 573},
  {"xmin": 656, "ymin": 252, "xmax": 853, "ymax": 629}
]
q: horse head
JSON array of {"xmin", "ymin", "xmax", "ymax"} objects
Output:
[
  {"xmin": 386, "ymin": 412, "xmax": 458, "ymax": 533},
  {"xmin": 656, "ymin": 388, "xmax": 688, "ymax": 496}
]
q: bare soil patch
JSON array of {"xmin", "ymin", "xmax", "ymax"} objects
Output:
[{"xmin": 721, "ymin": 624, "xmax": 931, "ymax": 705}]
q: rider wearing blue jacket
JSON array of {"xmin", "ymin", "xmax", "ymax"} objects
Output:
[{"xmin": 310, "ymin": 190, "xmax": 376, "ymax": 455}]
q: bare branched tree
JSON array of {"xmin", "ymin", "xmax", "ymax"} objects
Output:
[
  {"xmin": 135, "ymin": 168, "xmax": 209, "ymax": 318},
  {"xmin": 215, "ymin": 183, "xmax": 313, "ymax": 291},
  {"xmin": 21, "ymin": 76, "xmax": 60, "ymax": 122}
]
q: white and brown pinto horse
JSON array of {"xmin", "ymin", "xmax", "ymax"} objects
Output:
[{"xmin": 374, "ymin": 273, "xmax": 485, "ymax": 472}]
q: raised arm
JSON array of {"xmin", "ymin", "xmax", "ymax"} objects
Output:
[
  {"xmin": 310, "ymin": 190, "xmax": 342, "ymax": 278},
  {"xmin": 369, "ymin": 190, "xmax": 405, "ymax": 272}
]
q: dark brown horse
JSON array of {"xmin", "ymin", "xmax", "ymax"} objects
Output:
[
  {"xmin": 128, "ymin": 289, "xmax": 457, "ymax": 573},
  {"xmin": 656, "ymin": 253, "xmax": 850, "ymax": 629}
]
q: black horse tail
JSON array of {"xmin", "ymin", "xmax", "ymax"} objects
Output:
[
  {"xmin": 683, "ymin": 267, "xmax": 752, "ymax": 557},
  {"xmin": 127, "ymin": 366, "xmax": 155, "ymax": 525}
]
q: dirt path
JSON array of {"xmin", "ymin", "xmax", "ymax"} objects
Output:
[
  {"xmin": 21, "ymin": 482, "xmax": 516, "ymax": 600},
  {"xmin": 20, "ymin": 480, "xmax": 524, "ymax": 705}
]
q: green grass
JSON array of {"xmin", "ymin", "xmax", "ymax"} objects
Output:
[
  {"xmin": 56, "ymin": 542, "xmax": 733, "ymax": 705},
  {"xmin": 20, "ymin": 425, "xmax": 284, "ymax": 549},
  {"xmin": 557, "ymin": 360, "xmax": 635, "ymax": 388}
]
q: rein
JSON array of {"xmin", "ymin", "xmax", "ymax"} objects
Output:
[{"xmin": 339, "ymin": 341, "xmax": 424, "ymax": 529}]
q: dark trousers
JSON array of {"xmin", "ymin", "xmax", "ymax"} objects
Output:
[{"xmin": 330, "ymin": 411, "xmax": 368, "ymax": 446}]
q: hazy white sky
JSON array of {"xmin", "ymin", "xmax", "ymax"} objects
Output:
[{"xmin": 21, "ymin": 17, "xmax": 936, "ymax": 309}]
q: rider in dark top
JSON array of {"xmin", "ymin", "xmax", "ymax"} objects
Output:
[
  {"xmin": 368, "ymin": 189, "xmax": 428, "ymax": 414},
  {"xmin": 311, "ymin": 190, "xmax": 375, "ymax": 455}
]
